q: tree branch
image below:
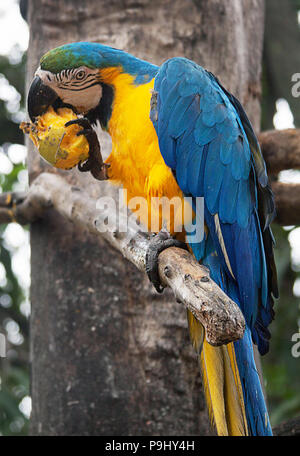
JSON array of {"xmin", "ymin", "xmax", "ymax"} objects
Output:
[
  {"xmin": 259, "ymin": 129, "xmax": 300, "ymax": 175},
  {"xmin": 0, "ymin": 172, "xmax": 245, "ymax": 347},
  {"xmin": 1, "ymin": 178, "xmax": 298, "ymax": 226},
  {"xmin": 272, "ymin": 181, "xmax": 300, "ymax": 226}
]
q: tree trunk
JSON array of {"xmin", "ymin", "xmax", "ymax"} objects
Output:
[{"xmin": 27, "ymin": 0, "xmax": 265, "ymax": 435}]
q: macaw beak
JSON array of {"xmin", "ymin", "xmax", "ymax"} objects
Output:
[{"xmin": 27, "ymin": 76, "xmax": 58, "ymax": 121}]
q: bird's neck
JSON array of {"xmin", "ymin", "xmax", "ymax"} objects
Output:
[
  {"xmin": 99, "ymin": 67, "xmax": 187, "ymax": 236},
  {"xmin": 87, "ymin": 63, "xmax": 158, "ymax": 131},
  {"xmin": 100, "ymin": 69, "xmax": 162, "ymax": 190},
  {"xmin": 99, "ymin": 68, "xmax": 156, "ymax": 143}
]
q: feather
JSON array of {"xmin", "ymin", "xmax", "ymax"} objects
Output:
[{"xmin": 150, "ymin": 56, "xmax": 276, "ymax": 435}]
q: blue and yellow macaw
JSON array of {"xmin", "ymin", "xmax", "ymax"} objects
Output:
[{"xmin": 27, "ymin": 42, "xmax": 278, "ymax": 436}]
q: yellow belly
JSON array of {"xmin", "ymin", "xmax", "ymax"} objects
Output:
[{"xmin": 104, "ymin": 74, "xmax": 192, "ymax": 237}]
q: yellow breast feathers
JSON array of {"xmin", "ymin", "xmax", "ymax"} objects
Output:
[{"xmin": 101, "ymin": 68, "xmax": 191, "ymax": 236}]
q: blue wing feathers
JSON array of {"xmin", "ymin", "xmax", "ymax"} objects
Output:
[
  {"xmin": 220, "ymin": 139, "xmax": 232, "ymax": 165},
  {"xmin": 219, "ymin": 167, "xmax": 239, "ymax": 223},
  {"xmin": 215, "ymin": 116, "xmax": 239, "ymax": 143},
  {"xmin": 169, "ymin": 96, "xmax": 199, "ymax": 138},
  {"xmin": 150, "ymin": 57, "xmax": 276, "ymax": 341},
  {"xmin": 234, "ymin": 327, "xmax": 273, "ymax": 435},
  {"xmin": 150, "ymin": 57, "xmax": 277, "ymax": 435},
  {"xmin": 194, "ymin": 116, "xmax": 219, "ymax": 145},
  {"xmin": 187, "ymin": 148, "xmax": 204, "ymax": 195},
  {"xmin": 213, "ymin": 103, "xmax": 228, "ymax": 123},
  {"xmin": 204, "ymin": 137, "xmax": 225, "ymax": 213}
]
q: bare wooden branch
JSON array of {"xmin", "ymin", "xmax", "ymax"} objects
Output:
[
  {"xmin": 158, "ymin": 248, "xmax": 245, "ymax": 346},
  {"xmin": 272, "ymin": 181, "xmax": 300, "ymax": 226},
  {"xmin": 0, "ymin": 190, "xmax": 52, "ymax": 225},
  {"xmin": 1, "ymin": 178, "xmax": 299, "ymax": 227},
  {"xmin": 0, "ymin": 172, "xmax": 245, "ymax": 347},
  {"xmin": 259, "ymin": 129, "xmax": 300, "ymax": 175}
]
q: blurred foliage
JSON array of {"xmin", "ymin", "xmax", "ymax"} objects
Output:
[
  {"xmin": 0, "ymin": 43, "xmax": 29, "ymax": 434},
  {"xmin": 0, "ymin": 54, "xmax": 26, "ymax": 145}
]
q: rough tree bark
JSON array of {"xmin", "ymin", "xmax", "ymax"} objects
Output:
[{"xmin": 27, "ymin": 0, "xmax": 265, "ymax": 435}]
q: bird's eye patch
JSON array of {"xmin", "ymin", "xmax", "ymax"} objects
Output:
[{"xmin": 75, "ymin": 70, "xmax": 86, "ymax": 80}]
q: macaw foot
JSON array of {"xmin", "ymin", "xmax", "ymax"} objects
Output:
[
  {"xmin": 65, "ymin": 118, "xmax": 109, "ymax": 180},
  {"xmin": 146, "ymin": 229, "xmax": 188, "ymax": 293}
]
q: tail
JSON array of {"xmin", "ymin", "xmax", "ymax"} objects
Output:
[{"xmin": 188, "ymin": 312, "xmax": 272, "ymax": 436}]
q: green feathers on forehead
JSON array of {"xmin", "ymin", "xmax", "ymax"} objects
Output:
[
  {"xmin": 39, "ymin": 42, "xmax": 159, "ymax": 84},
  {"xmin": 40, "ymin": 45, "xmax": 99, "ymax": 73}
]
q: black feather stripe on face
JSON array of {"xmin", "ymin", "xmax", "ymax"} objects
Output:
[
  {"xmin": 86, "ymin": 83, "xmax": 114, "ymax": 130},
  {"xmin": 57, "ymin": 81, "xmax": 101, "ymax": 92}
]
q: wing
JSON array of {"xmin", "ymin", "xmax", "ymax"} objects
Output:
[{"xmin": 150, "ymin": 58, "xmax": 278, "ymax": 354}]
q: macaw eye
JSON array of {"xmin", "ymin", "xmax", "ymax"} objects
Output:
[{"xmin": 75, "ymin": 70, "xmax": 86, "ymax": 80}]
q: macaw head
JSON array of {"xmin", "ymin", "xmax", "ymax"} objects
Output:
[{"xmin": 27, "ymin": 42, "xmax": 158, "ymax": 128}]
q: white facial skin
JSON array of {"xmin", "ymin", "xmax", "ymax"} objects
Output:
[{"xmin": 35, "ymin": 66, "xmax": 103, "ymax": 114}]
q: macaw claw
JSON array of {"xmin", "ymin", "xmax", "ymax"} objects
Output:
[
  {"xmin": 65, "ymin": 118, "xmax": 109, "ymax": 180},
  {"xmin": 146, "ymin": 229, "xmax": 188, "ymax": 293}
]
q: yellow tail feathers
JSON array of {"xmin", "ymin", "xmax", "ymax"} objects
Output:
[
  {"xmin": 188, "ymin": 311, "xmax": 248, "ymax": 436},
  {"xmin": 187, "ymin": 309, "xmax": 204, "ymax": 354}
]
